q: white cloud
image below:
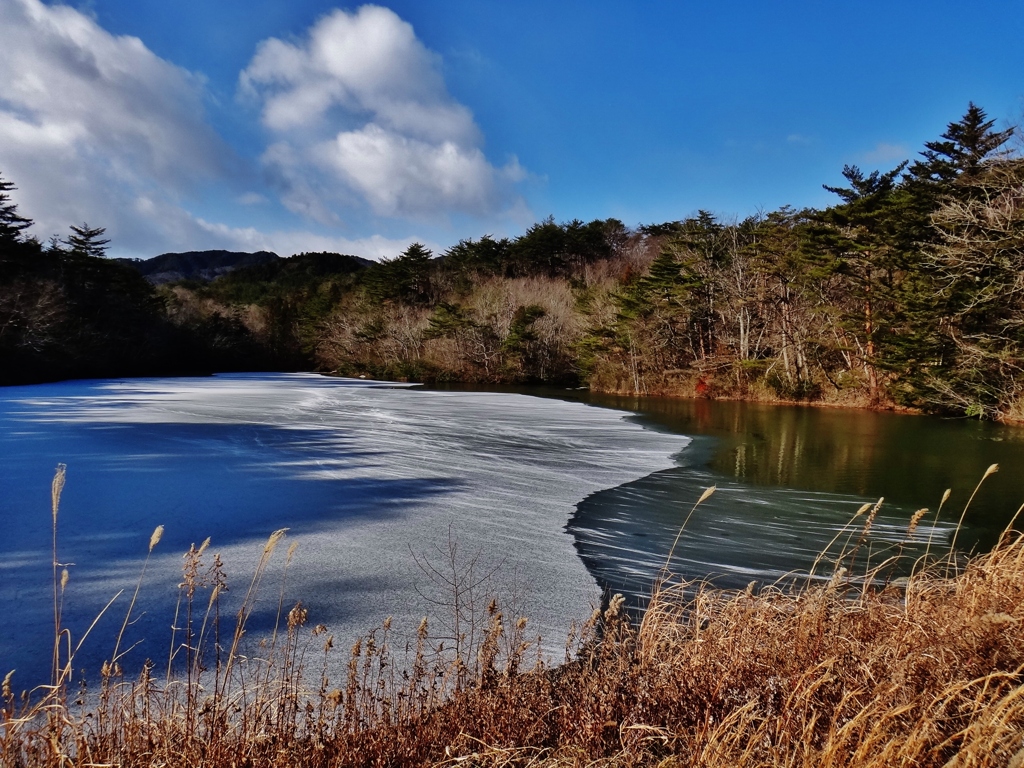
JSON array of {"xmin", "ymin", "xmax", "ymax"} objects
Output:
[
  {"xmin": 860, "ymin": 142, "xmax": 910, "ymax": 166},
  {"xmin": 0, "ymin": 0, "xmax": 229, "ymax": 249},
  {"xmin": 322, "ymin": 124, "xmax": 524, "ymax": 217},
  {"xmin": 240, "ymin": 5, "xmax": 526, "ymax": 220},
  {"xmin": 237, "ymin": 192, "xmax": 269, "ymax": 206},
  {"xmin": 0, "ymin": 0, "xmax": 506, "ymax": 260},
  {"xmin": 96, "ymin": 191, "xmax": 428, "ymax": 260},
  {"xmin": 193, "ymin": 217, "xmax": 438, "ymax": 261}
]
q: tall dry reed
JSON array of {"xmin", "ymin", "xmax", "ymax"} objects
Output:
[{"xmin": 2, "ymin": 465, "xmax": 1024, "ymax": 767}]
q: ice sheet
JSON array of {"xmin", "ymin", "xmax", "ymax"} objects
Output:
[{"xmin": 0, "ymin": 373, "xmax": 689, "ymax": 684}]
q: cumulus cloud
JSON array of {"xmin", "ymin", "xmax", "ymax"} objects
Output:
[
  {"xmin": 240, "ymin": 5, "xmax": 525, "ymax": 220},
  {"xmin": 0, "ymin": 1, "xmax": 518, "ymax": 259},
  {"xmin": 0, "ymin": 0, "xmax": 229, "ymax": 250}
]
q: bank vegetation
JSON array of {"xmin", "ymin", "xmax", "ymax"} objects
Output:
[
  {"xmin": 2, "ymin": 467, "xmax": 1024, "ymax": 767},
  {"xmin": 4, "ymin": 104, "xmax": 1024, "ymax": 420}
]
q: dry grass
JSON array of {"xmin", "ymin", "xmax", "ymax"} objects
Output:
[{"xmin": 3, "ymin": 467, "xmax": 1024, "ymax": 767}]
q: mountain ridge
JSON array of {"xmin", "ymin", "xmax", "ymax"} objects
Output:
[{"xmin": 116, "ymin": 250, "xmax": 281, "ymax": 284}]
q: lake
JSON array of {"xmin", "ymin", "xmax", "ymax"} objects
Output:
[
  {"xmin": 1, "ymin": 374, "xmax": 1021, "ymax": 685},
  {"xmin": 0, "ymin": 373, "xmax": 685, "ymax": 684},
  {"xmin": 568, "ymin": 394, "xmax": 1024, "ymax": 608}
]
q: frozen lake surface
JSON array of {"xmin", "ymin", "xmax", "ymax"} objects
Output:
[{"xmin": 0, "ymin": 373, "xmax": 689, "ymax": 684}]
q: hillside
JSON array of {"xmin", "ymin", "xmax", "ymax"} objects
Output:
[
  {"xmin": 4, "ymin": 105, "xmax": 1024, "ymax": 419},
  {"xmin": 117, "ymin": 250, "xmax": 281, "ymax": 284}
]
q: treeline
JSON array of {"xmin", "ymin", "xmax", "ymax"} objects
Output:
[
  {"xmin": 0, "ymin": 190, "xmax": 305, "ymax": 383},
  {"xmin": 305, "ymin": 104, "xmax": 1024, "ymax": 419},
  {"xmin": 303, "ymin": 103, "xmax": 1022, "ymax": 419},
  {"xmin": 3, "ymin": 104, "xmax": 1023, "ymax": 419}
]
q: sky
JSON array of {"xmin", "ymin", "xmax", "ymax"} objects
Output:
[{"xmin": 1, "ymin": 0, "xmax": 1023, "ymax": 260}]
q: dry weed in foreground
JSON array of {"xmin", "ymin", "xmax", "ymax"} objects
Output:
[{"xmin": 2, "ymin": 466, "xmax": 1024, "ymax": 767}]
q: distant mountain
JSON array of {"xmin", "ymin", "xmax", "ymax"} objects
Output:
[
  {"xmin": 218, "ymin": 251, "xmax": 374, "ymax": 284},
  {"xmin": 117, "ymin": 250, "xmax": 281, "ymax": 284}
]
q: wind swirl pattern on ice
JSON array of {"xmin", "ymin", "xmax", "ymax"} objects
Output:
[{"xmin": 0, "ymin": 373, "xmax": 689, "ymax": 682}]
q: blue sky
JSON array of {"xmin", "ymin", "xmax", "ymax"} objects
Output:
[{"xmin": 1, "ymin": 0, "xmax": 1022, "ymax": 259}]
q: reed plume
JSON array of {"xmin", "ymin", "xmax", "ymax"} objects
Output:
[{"xmin": 6, "ymin": 469, "xmax": 1024, "ymax": 768}]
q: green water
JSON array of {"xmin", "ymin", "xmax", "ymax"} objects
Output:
[
  {"xmin": 586, "ymin": 395, "xmax": 1024, "ymax": 548},
  {"xmin": 557, "ymin": 394, "xmax": 1024, "ymax": 607},
  {"xmin": 433, "ymin": 383, "xmax": 1024, "ymax": 604}
]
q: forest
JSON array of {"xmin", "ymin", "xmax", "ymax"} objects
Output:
[{"xmin": 2, "ymin": 104, "xmax": 1023, "ymax": 420}]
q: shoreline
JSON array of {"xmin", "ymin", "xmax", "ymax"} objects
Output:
[{"xmin": 10, "ymin": 366, "xmax": 1023, "ymax": 425}]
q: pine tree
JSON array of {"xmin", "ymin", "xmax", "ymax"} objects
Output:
[
  {"xmin": 910, "ymin": 103, "xmax": 1014, "ymax": 185},
  {"xmin": 364, "ymin": 242, "xmax": 434, "ymax": 303},
  {"xmin": 0, "ymin": 173, "xmax": 33, "ymax": 245},
  {"xmin": 919, "ymin": 159, "xmax": 1024, "ymax": 417},
  {"xmin": 509, "ymin": 216, "xmax": 567, "ymax": 276},
  {"xmin": 748, "ymin": 209, "xmax": 817, "ymax": 393},
  {"xmin": 65, "ymin": 223, "xmax": 111, "ymax": 258},
  {"xmin": 891, "ymin": 105, "xmax": 1020, "ymax": 410},
  {"xmin": 810, "ymin": 163, "xmax": 912, "ymax": 401}
]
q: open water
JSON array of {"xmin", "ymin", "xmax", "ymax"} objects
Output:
[{"xmin": 2, "ymin": 374, "xmax": 1022, "ymax": 686}]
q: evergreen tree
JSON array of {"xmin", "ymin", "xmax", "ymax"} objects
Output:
[
  {"xmin": 889, "ymin": 106, "xmax": 1018, "ymax": 407},
  {"xmin": 809, "ymin": 163, "xmax": 911, "ymax": 401},
  {"xmin": 423, "ymin": 302, "xmax": 477, "ymax": 340},
  {"xmin": 364, "ymin": 242, "xmax": 434, "ymax": 303},
  {"xmin": 671, "ymin": 212, "xmax": 731, "ymax": 362},
  {"xmin": 910, "ymin": 103, "xmax": 1014, "ymax": 185},
  {"xmin": 0, "ymin": 173, "xmax": 33, "ymax": 245},
  {"xmin": 509, "ymin": 216, "xmax": 568, "ymax": 276},
  {"xmin": 65, "ymin": 223, "xmax": 111, "ymax": 258},
  {"xmin": 748, "ymin": 209, "xmax": 818, "ymax": 394},
  {"xmin": 443, "ymin": 235, "xmax": 511, "ymax": 277},
  {"xmin": 919, "ymin": 159, "xmax": 1024, "ymax": 417},
  {"xmin": 501, "ymin": 304, "xmax": 547, "ymax": 377},
  {"xmin": 599, "ymin": 249, "xmax": 694, "ymax": 384}
]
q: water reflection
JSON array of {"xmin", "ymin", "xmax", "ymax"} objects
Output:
[
  {"xmin": 585, "ymin": 395, "xmax": 1024, "ymax": 546},
  {"xmin": 567, "ymin": 395, "xmax": 1024, "ymax": 610}
]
